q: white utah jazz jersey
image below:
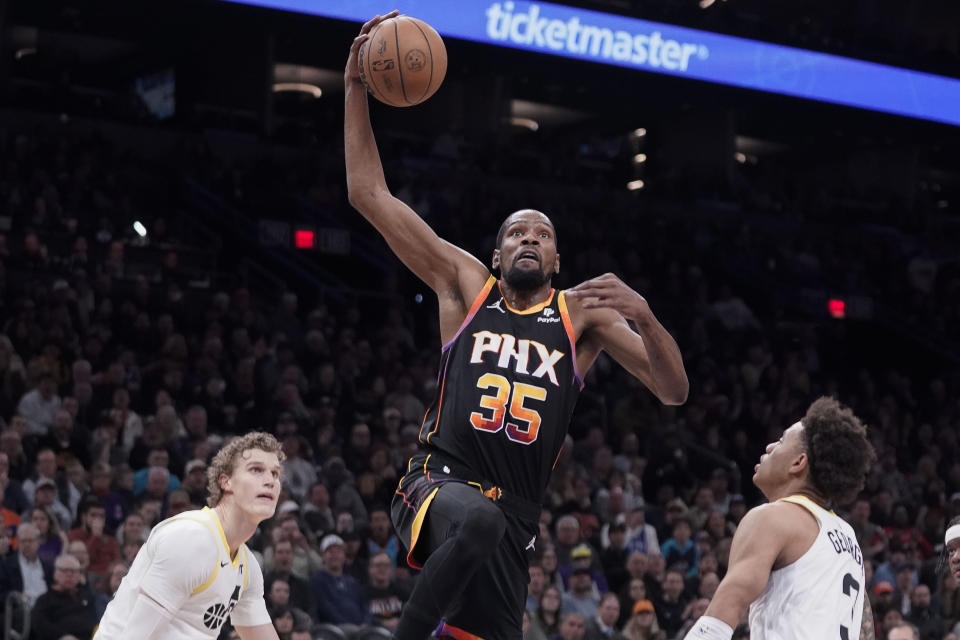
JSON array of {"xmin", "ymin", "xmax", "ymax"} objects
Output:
[
  {"xmin": 749, "ymin": 495, "xmax": 865, "ymax": 640},
  {"xmin": 95, "ymin": 507, "xmax": 270, "ymax": 639}
]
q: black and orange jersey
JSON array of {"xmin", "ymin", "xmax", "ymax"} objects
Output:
[{"xmin": 418, "ymin": 275, "xmax": 583, "ymax": 503}]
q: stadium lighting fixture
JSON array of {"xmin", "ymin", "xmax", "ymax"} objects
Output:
[
  {"xmin": 133, "ymin": 221, "xmax": 148, "ymax": 238},
  {"xmin": 509, "ymin": 117, "xmax": 540, "ymax": 131},
  {"xmin": 734, "ymin": 152, "xmax": 747, "ymax": 164},
  {"xmin": 633, "ymin": 153, "xmax": 647, "ymax": 163},
  {"xmin": 633, "ymin": 128, "xmax": 647, "ymax": 137},
  {"xmin": 627, "ymin": 180, "xmax": 645, "ymax": 191},
  {"xmin": 272, "ymin": 82, "xmax": 322, "ymax": 98}
]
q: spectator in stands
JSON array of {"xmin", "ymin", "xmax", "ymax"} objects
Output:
[
  {"xmin": 528, "ymin": 563, "xmax": 548, "ymax": 613},
  {"xmin": 553, "ymin": 612, "xmax": 587, "ymax": 640},
  {"xmin": 528, "ymin": 586, "xmax": 563, "ymax": 640},
  {"xmin": 16, "ymin": 373, "xmax": 59, "ymax": 436},
  {"xmin": 263, "ymin": 511, "xmax": 322, "ymax": 579},
  {"xmin": 30, "ymin": 553, "xmax": 96, "ymax": 639},
  {"xmin": 660, "ymin": 519, "xmax": 699, "ymax": 577},
  {"xmin": 302, "ymin": 480, "xmax": 334, "ymax": 537},
  {"xmin": 584, "ymin": 593, "xmax": 624, "ymax": 640},
  {"xmin": 132, "ymin": 447, "xmax": 180, "ymax": 495},
  {"xmin": 181, "ymin": 458, "xmax": 208, "ymax": 505},
  {"xmin": 0, "ymin": 451, "xmax": 28, "ymax": 514},
  {"xmin": 29, "ymin": 505, "xmax": 66, "ymax": 564},
  {"xmin": 281, "ymin": 432, "xmax": 317, "ymax": 501},
  {"xmin": 367, "ymin": 505, "xmax": 399, "ymax": 567},
  {"xmin": 23, "ymin": 449, "xmax": 75, "ymax": 525},
  {"xmin": 67, "ymin": 498, "xmax": 119, "ymax": 578},
  {"xmin": 562, "ymin": 567, "xmax": 601, "ymax": 619},
  {"xmin": 601, "ymin": 521, "xmax": 630, "ymax": 595},
  {"xmin": 270, "ymin": 605, "xmax": 296, "ymax": 640},
  {"xmin": 886, "ymin": 621, "xmax": 920, "ymax": 640},
  {"xmin": 624, "ymin": 504, "xmax": 659, "ymax": 557},
  {"xmin": 905, "ymin": 583, "xmax": 942, "ymax": 640},
  {"xmin": 263, "ymin": 539, "xmax": 314, "ymax": 616},
  {"xmin": 265, "ymin": 578, "xmax": 311, "ymax": 630},
  {"xmin": 652, "ymin": 569, "xmax": 687, "ymax": 637},
  {"xmin": 93, "ymin": 560, "xmax": 127, "ymax": 619},
  {"xmin": 365, "ymin": 551, "xmax": 408, "ymax": 630},
  {"xmin": 65, "ymin": 539, "xmax": 97, "ymax": 602},
  {"xmin": 621, "ymin": 599, "xmax": 659, "ymax": 640},
  {"xmin": 0, "ymin": 522, "xmax": 50, "ymax": 605},
  {"xmin": 43, "ymin": 408, "xmax": 91, "ymax": 468},
  {"xmin": 310, "ymin": 533, "xmax": 368, "ymax": 625}
]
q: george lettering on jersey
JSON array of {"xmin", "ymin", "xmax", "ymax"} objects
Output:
[
  {"xmin": 827, "ymin": 529, "xmax": 863, "ymax": 567},
  {"xmin": 470, "ymin": 331, "xmax": 564, "ymax": 387},
  {"xmin": 497, "ymin": 335, "xmax": 531, "ymax": 373}
]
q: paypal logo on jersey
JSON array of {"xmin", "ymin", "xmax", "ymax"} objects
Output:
[{"xmin": 485, "ymin": 1, "xmax": 708, "ymax": 72}]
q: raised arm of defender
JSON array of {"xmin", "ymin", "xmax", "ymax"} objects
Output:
[{"xmin": 344, "ymin": 12, "xmax": 488, "ymax": 316}]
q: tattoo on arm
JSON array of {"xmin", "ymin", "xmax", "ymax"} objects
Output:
[{"xmin": 859, "ymin": 595, "xmax": 875, "ymax": 640}]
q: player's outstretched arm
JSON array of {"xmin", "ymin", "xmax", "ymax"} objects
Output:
[
  {"xmin": 683, "ymin": 506, "xmax": 785, "ymax": 639},
  {"xmin": 344, "ymin": 13, "xmax": 487, "ymax": 299},
  {"xmin": 235, "ymin": 623, "xmax": 281, "ymax": 640},
  {"xmin": 567, "ymin": 273, "xmax": 687, "ymax": 405}
]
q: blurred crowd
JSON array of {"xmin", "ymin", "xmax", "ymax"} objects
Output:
[{"xmin": 0, "ymin": 112, "xmax": 957, "ymax": 640}]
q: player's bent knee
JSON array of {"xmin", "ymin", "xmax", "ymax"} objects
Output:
[{"xmin": 458, "ymin": 503, "xmax": 506, "ymax": 552}]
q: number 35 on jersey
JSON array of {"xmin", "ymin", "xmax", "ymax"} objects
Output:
[{"xmin": 468, "ymin": 330, "xmax": 565, "ymax": 445}]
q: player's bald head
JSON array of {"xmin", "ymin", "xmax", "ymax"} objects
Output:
[{"xmin": 496, "ymin": 209, "xmax": 557, "ymax": 250}]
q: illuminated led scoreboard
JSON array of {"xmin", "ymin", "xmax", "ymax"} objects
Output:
[{"xmin": 223, "ymin": 0, "xmax": 960, "ymax": 128}]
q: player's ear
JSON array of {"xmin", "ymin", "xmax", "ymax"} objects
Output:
[
  {"xmin": 492, "ymin": 249, "xmax": 501, "ymax": 271},
  {"xmin": 553, "ymin": 253, "xmax": 560, "ymax": 275},
  {"xmin": 791, "ymin": 451, "xmax": 809, "ymax": 477},
  {"xmin": 219, "ymin": 473, "xmax": 232, "ymax": 494}
]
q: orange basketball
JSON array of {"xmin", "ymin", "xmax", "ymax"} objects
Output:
[{"xmin": 359, "ymin": 16, "xmax": 447, "ymax": 108}]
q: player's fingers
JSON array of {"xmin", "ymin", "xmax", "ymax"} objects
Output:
[{"xmin": 361, "ymin": 9, "xmax": 399, "ymax": 33}]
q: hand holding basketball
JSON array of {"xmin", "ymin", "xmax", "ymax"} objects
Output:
[
  {"xmin": 357, "ymin": 14, "xmax": 447, "ymax": 107},
  {"xmin": 345, "ymin": 11, "xmax": 399, "ymax": 85}
]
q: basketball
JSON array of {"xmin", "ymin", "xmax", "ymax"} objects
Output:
[{"xmin": 358, "ymin": 16, "xmax": 447, "ymax": 108}]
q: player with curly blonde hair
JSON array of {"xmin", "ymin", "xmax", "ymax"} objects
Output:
[{"xmin": 96, "ymin": 432, "xmax": 286, "ymax": 639}]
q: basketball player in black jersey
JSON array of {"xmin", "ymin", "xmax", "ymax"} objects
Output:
[{"xmin": 345, "ymin": 13, "xmax": 688, "ymax": 640}]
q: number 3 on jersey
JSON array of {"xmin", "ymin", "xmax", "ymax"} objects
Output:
[{"xmin": 470, "ymin": 373, "xmax": 547, "ymax": 445}]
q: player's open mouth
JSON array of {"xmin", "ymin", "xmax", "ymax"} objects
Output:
[
  {"xmin": 256, "ymin": 493, "xmax": 274, "ymax": 501},
  {"xmin": 516, "ymin": 251, "xmax": 539, "ymax": 265}
]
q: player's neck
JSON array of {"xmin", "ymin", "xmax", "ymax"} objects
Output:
[
  {"xmin": 767, "ymin": 482, "xmax": 826, "ymax": 506},
  {"xmin": 498, "ymin": 281, "xmax": 552, "ymax": 311},
  {"xmin": 212, "ymin": 502, "xmax": 258, "ymax": 559}
]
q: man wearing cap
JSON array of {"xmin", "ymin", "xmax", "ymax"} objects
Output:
[
  {"xmin": 561, "ymin": 543, "xmax": 609, "ymax": 594},
  {"xmin": 310, "ymin": 534, "xmax": 368, "ymax": 625},
  {"xmin": 562, "ymin": 565, "xmax": 601, "ymax": 620},
  {"xmin": 32, "ymin": 475, "xmax": 74, "ymax": 531},
  {"xmin": 182, "ymin": 459, "xmax": 209, "ymax": 506}
]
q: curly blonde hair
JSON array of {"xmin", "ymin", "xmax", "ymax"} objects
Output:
[{"xmin": 206, "ymin": 432, "xmax": 286, "ymax": 507}]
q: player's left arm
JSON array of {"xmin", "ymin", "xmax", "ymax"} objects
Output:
[
  {"xmin": 235, "ymin": 624, "xmax": 281, "ymax": 640},
  {"xmin": 567, "ymin": 273, "xmax": 687, "ymax": 405}
]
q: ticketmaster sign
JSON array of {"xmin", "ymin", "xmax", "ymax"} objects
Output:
[{"xmin": 224, "ymin": 0, "xmax": 960, "ymax": 127}]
